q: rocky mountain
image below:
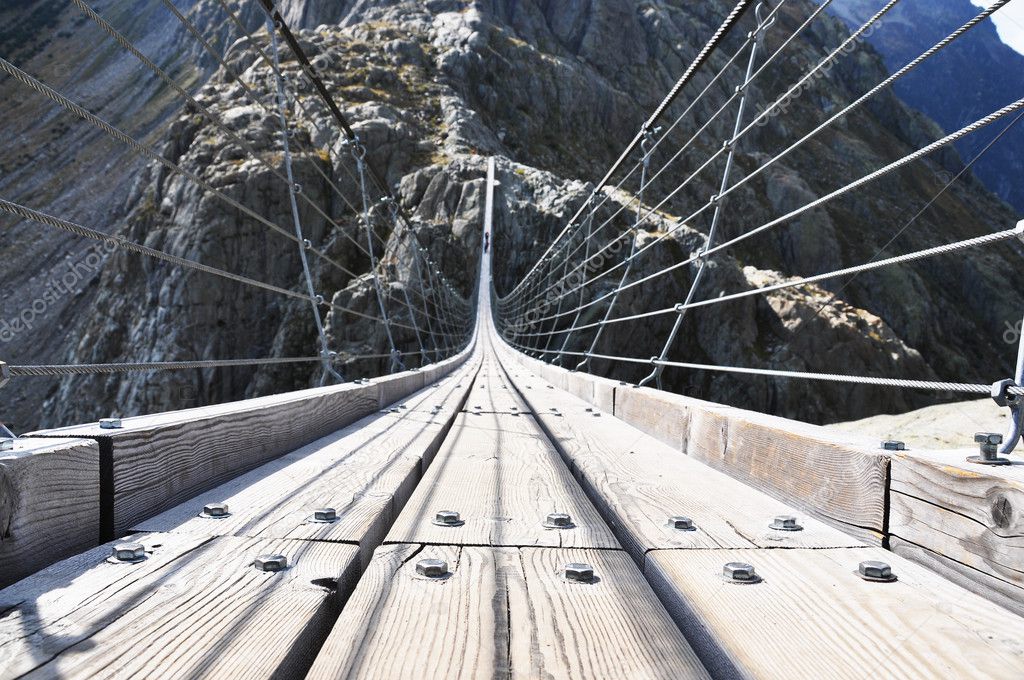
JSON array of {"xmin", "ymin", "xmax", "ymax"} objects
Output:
[
  {"xmin": 824, "ymin": 0, "xmax": 1024, "ymax": 212},
  {"xmin": 1, "ymin": 0, "xmax": 1022, "ymax": 431}
]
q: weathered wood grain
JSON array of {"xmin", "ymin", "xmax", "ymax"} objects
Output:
[
  {"xmin": 467, "ymin": 359, "xmax": 531, "ymax": 413},
  {"xmin": 522, "ymin": 395, "xmax": 864, "ymax": 561},
  {"xmin": 889, "ymin": 449, "xmax": 1024, "ymax": 613},
  {"xmin": 0, "ymin": 438, "xmax": 99, "ymax": 588},
  {"xmin": 385, "ymin": 413, "xmax": 619, "ymax": 549},
  {"xmin": 132, "ymin": 410, "xmax": 453, "ymax": 565},
  {"xmin": 307, "ymin": 543, "xmax": 709, "ymax": 679},
  {"xmin": 0, "ymin": 532, "xmax": 360, "ymax": 679},
  {"xmin": 604, "ymin": 384, "xmax": 697, "ymax": 451},
  {"xmin": 685, "ymin": 407, "xmax": 888, "ymax": 542},
  {"xmin": 646, "ymin": 546, "xmax": 1024, "ymax": 680},
  {"xmin": 30, "ymin": 383, "xmax": 382, "ymax": 537},
  {"xmin": 29, "ymin": 351, "xmax": 474, "ymax": 539}
]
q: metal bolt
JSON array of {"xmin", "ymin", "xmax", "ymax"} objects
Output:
[
  {"xmin": 769, "ymin": 515, "xmax": 803, "ymax": 531},
  {"xmin": 881, "ymin": 440, "xmax": 906, "ymax": 451},
  {"xmin": 968, "ymin": 432, "xmax": 1011, "ymax": 465},
  {"xmin": 668, "ymin": 515, "xmax": 696, "ymax": 531},
  {"xmin": 416, "ymin": 558, "xmax": 448, "ymax": 577},
  {"xmin": 564, "ymin": 562, "xmax": 595, "ymax": 583},
  {"xmin": 857, "ymin": 560, "xmax": 897, "ymax": 582},
  {"xmin": 99, "ymin": 417, "xmax": 122, "ymax": 429},
  {"xmin": 202, "ymin": 502, "xmax": 230, "ymax": 518},
  {"xmin": 314, "ymin": 507, "xmax": 337, "ymax": 522},
  {"xmin": 254, "ymin": 554, "xmax": 288, "ymax": 572},
  {"xmin": 723, "ymin": 562, "xmax": 760, "ymax": 583},
  {"xmin": 433, "ymin": 510, "xmax": 464, "ymax": 526},
  {"xmin": 111, "ymin": 542, "xmax": 145, "ymax": 562},
  {"xmin": 543, "ymin": 512, "xmax": 573, "ymax": 529}
]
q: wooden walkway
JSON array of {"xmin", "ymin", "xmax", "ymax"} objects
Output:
[{"xmin": 3, "ymin": 161, "xmax": 1024, "ymax": 678}]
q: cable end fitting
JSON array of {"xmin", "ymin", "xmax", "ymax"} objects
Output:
[
  {"xmin": 0, "ymin": 361, "xmax": 9, "ymax": 389},
  {"xmin": 1014, "ymin": 219, "xmax": 1024, "ymax": 241}
]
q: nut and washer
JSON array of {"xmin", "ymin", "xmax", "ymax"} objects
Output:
[
  {"xmin": 722, "ymin": 562, "xmax": 761, "ymax": 584},
  {"xmin": 668, "ymin": 516, "xmax": 696, "ymax": 531},
  {"xmin": 313, "ymin": 507, "xmax": 338, "ymax": 523},
  {"xmin": 881, "ymin": 440, "xmax": 906, "ymax": 451},
  {"xmin": 415, "ymin": 558, "xmax": 448, "ymax": 578},
  {"xmin": 857, "ymin": 560, "xmax": 897, "ymax": 582},
  {"xmin": 433, "ymin": 510, "xmax": 464, "ymax": 527},
  {"xmin": 543, "ymin": 512, "xmax": 574, "ymax": 529},
  {"xmin": 968, "ymin": 432, "xmax": 1011, "ymax": 465},
  {"xmin": 201, "ymin": 502, "xmax": 230, "ymax": 518},
  {"xmin": 111, "ymin": 542, "xmax": 146, "ymax": 563},
  {"xmin": 254, "ymin": 554, "xmax": 288, "ymax": 572},
  {"xmin": 769, "ymin": 515, "xmax": 803, "ymax": 532},
  {"xmin": 564, "ymin": 562, "xmax": 595, "ymax": 583},
  {"xmin": 99, "ymin": 417, "xmax": 123, "ymax": 429}
]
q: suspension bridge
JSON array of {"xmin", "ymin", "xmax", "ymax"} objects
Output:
[{"xmin": 2, "ymin": 0, "xmax": 1024, "ymax": 677}]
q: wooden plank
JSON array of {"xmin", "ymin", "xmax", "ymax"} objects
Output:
[
  {"xmin": 645, "ymin": 546, "xmax": 1024, "ymax": 680},
  {"xmin": 132, "ymin": 409, "xmax": 454, "ymax": 566},
  {"xmin": 307, "ymin": 543, "xmax": 710, "ymax": 679},
  {"xmin": 685, "ymin": 406, "xmax": 888, "ymax": 542},
  {"xmin": 523, "ymin": 395, "xmax": 864, "ymax": 561},
  {"xmin": 890, "ymin": 535, "xmax": 1024, "ymax": 619},
  {"xmin": 385, "ymin": 413, "xmax": 619, "ymax": 549},
  {"xmin": 466, "ymin": 359, "xmax": 530, "ymax": 414},
  {"xmin": 0, "ymin": 532, "xmax": 360, "ymax": 679},
  {"xmin": 30, "ymin": 382, "xmax": 383, "ymax": 537},
  {"xmin": 0, "ymin": 438, "xmax": 99, "ymax": 589},
  {"xmin": 889, "ymin": 449, "xmax": 1024, "ymax": 613}
]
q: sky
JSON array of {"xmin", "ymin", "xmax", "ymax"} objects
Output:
[{"xmin": 971, "ymin": 0, "xmax": 1024, "ymax": 54}]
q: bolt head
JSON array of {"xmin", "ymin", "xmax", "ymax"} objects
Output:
[
  {"xmin": 564, "ymin": 562, "xmax": 595, "ymax": 583},
  {"xmin": 669, "ymin": 515, "xmax": 695, "ymax": 531},
  {"xmin": 434, "ymin": 510, "xmax": 463, "ymax": 526},
  {"xmin": 416, "ymin": 558, "xmax": 448, "ymax": 577},
  {"xmin": 544, "ymin": 512, "xmax": 573, "ymax": 528},
  {"xmin": 314, "ymin": 507, "xmax": 337, "ymax": 522},
  {"xmin": 723, "ymin": 562, "xmax": 759, "ymax": 583},
  {"xmin": 769, "ymin": 515, "xmax": 803, "ymax": 531},
  {"xmin": 112, "ymin": 542, "xmax": 145, "ymax": 562},
  {"xmin": 203, "ymin": 502, "xmax": 230, "ymax": 518},
  {"xmin": 857, "ymin": 560, "xmax": 896, "ymax": 582},
  {"xmin": 881, "ymin": 440, "xmax": 906, "ymax": 451},
  {"xmin": 975, "ymin": 432, "xmax": 1003, "ymax": 445},
  {"xmin": 99, "ymin": 417, "xmax": 122, "ymax": 429},
  {"xmin": 254, "ymin": 554, "xmax": 288, "ymax": 572}
]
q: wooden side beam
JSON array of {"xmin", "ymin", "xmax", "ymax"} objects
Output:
[
  {"xmin": 889, "ymin": 449, "xmax": 1024, "ymax": 616},
  {"xmin": 498, "ymin": 345, "xmax": 888, "ymax": 542},
  {"xmin": 29, "ymin": 348, "xmax": 473, "ymax": 539},
  {"xmin": 0, "ymin": 438, "xmax": 99, "ymax": 588}
]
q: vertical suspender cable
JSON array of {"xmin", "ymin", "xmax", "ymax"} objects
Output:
[{"xmin": 266, "ymin": 12, "xmax": 344, "ymax": 384}]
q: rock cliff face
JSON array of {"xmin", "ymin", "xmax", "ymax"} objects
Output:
[
  {"xmin": 1, "ymin": 0, "xmax": 1022, "ymax": 429},
  {"xmin": 825, "ymin": 0, "xmax": 1024, "ymax": 212}
]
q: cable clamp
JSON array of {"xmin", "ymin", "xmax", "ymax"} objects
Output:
[
  {"xmin": 991, "ymin": 378, "xmax": 1023, "ymax": 456},
  {"xmin": 0, "ymin": 360, "xmax": 9, "ymax": 389}
]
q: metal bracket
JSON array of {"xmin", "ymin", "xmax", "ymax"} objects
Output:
[{"xmin": 991, "ymin": 379, "xmax": 1023, "ymax": 456}]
